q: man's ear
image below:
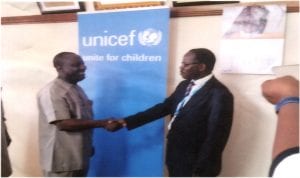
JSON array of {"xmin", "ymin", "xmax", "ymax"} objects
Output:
[
  {"xmin": 198, "ymin": 63, "xmax": 206, "ymax": 72},
  {"xmin": 55, "ymin": 65, "xmax": 62, "ymax": 72}
]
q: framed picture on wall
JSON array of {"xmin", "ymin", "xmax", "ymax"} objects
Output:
[
  {"xmin": 172, "ymin": 1, "xmax": 239, "ymax": 7},
  {"xmin": 37, "ymin": 1, "xmax": 85, "ymax": 14}
]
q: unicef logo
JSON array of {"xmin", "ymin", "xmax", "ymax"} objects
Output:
[{"xmin": 138, "ymin": 28, "xmax": 162, "ymax": 46}]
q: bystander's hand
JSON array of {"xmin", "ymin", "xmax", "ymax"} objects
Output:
[{"xmin": 261, "ymin": 76, "xmax": 299, "ymax": 104}]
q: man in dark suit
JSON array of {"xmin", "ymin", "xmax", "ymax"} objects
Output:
[{"xmin": 106, "ymin": 48, "xmax": 234, "ymax": 177}]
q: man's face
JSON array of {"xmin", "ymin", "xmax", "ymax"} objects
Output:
[
  {"xmin": 180, "ymin": 52, "xmax": 203, "ymax": 80},
  {"xmin": 58, "ymin": 55, "xmax": 86, "ymax": 84}
]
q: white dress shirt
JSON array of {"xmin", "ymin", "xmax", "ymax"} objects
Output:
[{"xmin": 168, "ymin": 74, "xmax": 213, "ymax": 130}]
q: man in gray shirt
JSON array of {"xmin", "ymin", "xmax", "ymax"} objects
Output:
[{"xmin": 37, "ymin": 52, "xmax": 108, "ymax": 177}]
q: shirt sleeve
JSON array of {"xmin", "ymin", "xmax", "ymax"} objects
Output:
[
  {"xmin": 269, "ymin": 147, "xmax": 300, "ymax": 177},
  {"xmin": 38, "ymin": 86, "xmax": 71, "ymax": 123}
]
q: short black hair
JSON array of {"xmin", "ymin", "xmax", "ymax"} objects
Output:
[
  {"xmin": 189, "ymin": 48, "xmax": 216, "ymax": 73},
  {"xmin": 53, "ymin": 52, "xmax": 79, "ymax": 68}
]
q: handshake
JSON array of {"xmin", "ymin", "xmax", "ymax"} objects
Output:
[{"xmin": 101, "ymin": 118, "xmax": 127, "ymax": 132}]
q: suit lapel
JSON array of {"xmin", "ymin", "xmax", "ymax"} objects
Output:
[{"xmin": 179, "ymin": 77, "xmax": 216, "ymax": 114}]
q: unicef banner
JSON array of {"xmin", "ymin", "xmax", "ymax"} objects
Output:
[{"xmin": 78, "ymin": 7, "xmax": 169, "ymax": 176}]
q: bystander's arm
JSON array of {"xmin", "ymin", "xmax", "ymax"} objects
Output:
[
  {"xmin": 261, "ymin": 76, "xmax": 299, "ymax": 177},
  {"xmin": 273, "ymin": 102, "xmax": 299, "ymax": 159},
  {"xmin": 261, "ymin": 76, "xmax": 299, "ymax": 159}
]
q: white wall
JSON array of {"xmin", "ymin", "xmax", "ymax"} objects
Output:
[{"xmin": 1, "ymin": 3, "xmax": 299, "ymax": 177}]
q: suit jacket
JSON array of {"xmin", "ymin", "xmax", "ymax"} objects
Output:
[{"xmin": 125, "ymin": 76, "xmax": 234, "ymax": 176}]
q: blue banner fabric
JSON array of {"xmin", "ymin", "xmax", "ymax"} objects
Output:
[{"xmin": 78, "ymin": 7, "xmax": 170, "ymax": 176}]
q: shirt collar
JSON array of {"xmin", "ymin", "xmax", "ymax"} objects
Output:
[
  {"xmin": 192, "ymin": 73, "xmax": 213, "ymax": 87},
  {"xmin": 55, "ymin": 78, "xmax": 76, "ymax": 90}
]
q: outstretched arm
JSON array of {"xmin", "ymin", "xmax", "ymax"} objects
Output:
[{"xmin": 53, "ymin": 118, "xmax": 109, "ymax": 132}]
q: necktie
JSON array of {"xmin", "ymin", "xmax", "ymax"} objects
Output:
[
  {"xmin": 168, "ymin": 81, "xmax": 195, "ymax": 130},
  {"xmin": 184, "ymin": 81, "xmax": 195, "ymax": 96},
  {"xmin": 176, "ymin": 81, "xmax": 195, "ymax": 113}
]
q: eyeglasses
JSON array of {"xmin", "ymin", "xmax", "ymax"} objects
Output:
[{"xmin": 181, "ymin": 62, "xmax": 199, "ymax": 67}]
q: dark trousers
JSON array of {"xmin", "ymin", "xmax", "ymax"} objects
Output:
[
  {"xmin": 43, "ymin": 169, "xmax": 88, "ymax": 177},
  {"xmin": 167, "ymin": 163, "xmax": 220, "ymax": 177},
  {"xmin": 167, "ymin": 164, "xmax": 193, "ymax": 177}
]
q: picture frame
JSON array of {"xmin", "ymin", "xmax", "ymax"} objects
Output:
[
  {"xmin": 37, "ymin": 1, "xmax": 85, "ymax": 14},
  {"xmin": 172, "ymin": 1, "xmax": 239, "ymax": 7},
  {"xmin": 93, "ymin": 1, "xmax": 165, "ymax": 10}
]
